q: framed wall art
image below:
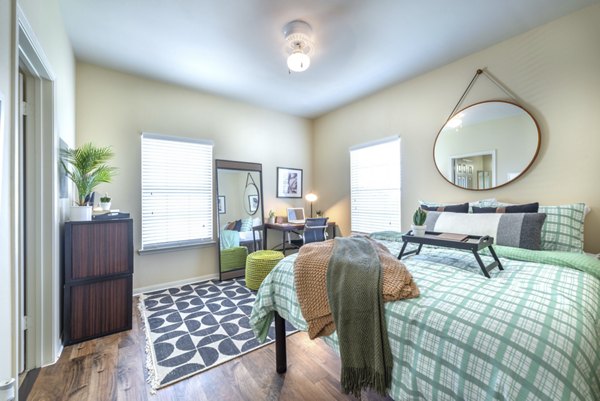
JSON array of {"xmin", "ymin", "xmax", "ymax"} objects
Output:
[
  {"xmin": 276, "ymin": 167, "xmax": 302, "ymax": 198},
  {"xmin": 248, "ymin": 195, "xmax": 259, "ymax": 213},
  {"xmin": 218, "ymin": 195, "xmax": 226, "ymax": 214}
]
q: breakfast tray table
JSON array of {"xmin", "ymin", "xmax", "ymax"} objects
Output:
[{"xmin": 397, "ymin": 231, "xmax": 503, "ymax": 278}]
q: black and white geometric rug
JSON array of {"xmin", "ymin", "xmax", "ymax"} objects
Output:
[{"xmin": 138, "ymin": 278, "xmax": 296, "ymax": 391}]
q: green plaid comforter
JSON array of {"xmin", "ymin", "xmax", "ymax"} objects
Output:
[{"xmin": 250, "ymin": 241, "xmax": 600, "ymax": 400}]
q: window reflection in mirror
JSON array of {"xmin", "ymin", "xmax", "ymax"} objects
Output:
[{"xmin": 434, "ymin": 101, "xmax": 540, "ymax": 190}]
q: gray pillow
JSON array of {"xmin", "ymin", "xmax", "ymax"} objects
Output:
[{"xmin": 424, "ymin": 212, "xmax": 547, "ymax": 250}]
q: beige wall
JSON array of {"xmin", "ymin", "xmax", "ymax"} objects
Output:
[
  {"xmin": 76, "ymin": 63, "xmax": 313, "ymax": 291},
  {"xmin": 19, "ymin": 0, "xmax": 76, "ymax": 147},
  {"xmin": 314, "ymin": 4, "xmax": 600, "ymax": 253}
]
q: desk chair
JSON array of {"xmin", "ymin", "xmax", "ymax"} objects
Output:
[
  {"xmin": 281, "ymin": 218, "xmax": 329, "ymax": 253},
  {"xmin": 301, "ymin": 217, "xmax": 329, "ymax": 244}
]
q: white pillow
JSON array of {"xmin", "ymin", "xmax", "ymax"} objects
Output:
[{"xmin": 425, "ymin": 211, "xmax": 547, "ymax": 250}]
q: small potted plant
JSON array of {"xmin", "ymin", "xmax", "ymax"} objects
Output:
[
  {"xmin": 268, "ymin": 210, "xmax": 276, "ymax": 224},
  {"xmin": 61, "ymin": 142, "xmax": 118, "ymax": 221},
  {"xmin": 100, "ymin": 193, "xmax": 112, "ymax": 211},
  {"xmin": 315, "ymin": 210, "xmax": 323, "ymax": 217},
  {"xmin": 411, "ymin": 208, "xmax": 427, "ymax": 237}
]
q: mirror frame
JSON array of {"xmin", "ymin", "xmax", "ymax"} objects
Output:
[
  {"xmin": 215, "ymin": 159, "xmax": 264, "ymax": 281},
  {"xmin": 433, "ymin": 100, "xmax": 541, "ymax": 191},
  {"xmin": 243, "ymin": 174, "xmax": 260, "ymax": 216}
]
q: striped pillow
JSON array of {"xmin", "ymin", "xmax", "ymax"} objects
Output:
[
  {"xmin": 424, "ymin": 212, "xmax": 547, "ymax": 250},
  {"xmin": 482, "ymin": 201, "xmax": 588, "ymax": 253},
  {"xmin": 240, "ymin": 217, "xmax": 254, "ymax": 232}
]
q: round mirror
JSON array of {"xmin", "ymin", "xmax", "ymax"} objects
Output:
[
  {"xmin": 433, "ymin": 100, "xmax": 540, "ymax": 190},
  {"xmin": 244, "ymin": 183, "xmax": 260, "ymax": 215}
]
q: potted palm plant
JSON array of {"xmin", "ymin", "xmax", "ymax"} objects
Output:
[{"xmin": 61, "ymin": 143, "xmax": 118, "ymax": 221}]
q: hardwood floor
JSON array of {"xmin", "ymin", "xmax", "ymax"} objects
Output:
[{"xmin": 24, "ymin": 300, "xmax": 392, "ymax": 401}]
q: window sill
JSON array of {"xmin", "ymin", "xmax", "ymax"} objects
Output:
[{"xmin": 138, "ymin": 240, "xmax": 216, "ymax": 255}]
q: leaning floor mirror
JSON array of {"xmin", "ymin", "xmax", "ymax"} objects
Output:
[{"xmin": 215, "ymin": 160, "xmax": 264, "ymax": 280}]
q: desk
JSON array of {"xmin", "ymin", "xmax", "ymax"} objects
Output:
[{"xmin": 263, "ymin": 221, "xmax": 336, "ymax": 254}]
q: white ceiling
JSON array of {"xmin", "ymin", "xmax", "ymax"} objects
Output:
[{"xmin": 59, "ymin": 0, "xmax": 598, "ymax": 118}]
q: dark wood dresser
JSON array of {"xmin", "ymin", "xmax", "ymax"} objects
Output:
[{"xmin": 63, "ymin": 218, "xmax": 134, "ymax": 345}]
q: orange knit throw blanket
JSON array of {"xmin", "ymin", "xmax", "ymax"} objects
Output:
[{"xmin": 294, "ymin": 238, "xmax": 420, "ymax": 339}]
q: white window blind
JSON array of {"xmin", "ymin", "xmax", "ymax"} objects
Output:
[
  {"xmin": 350, "ymin": 137, "xmax": 401, "ymax": 234},
  {"xmin": 141, "ymin": 133, "xmax": 214, "ymax": 251}
]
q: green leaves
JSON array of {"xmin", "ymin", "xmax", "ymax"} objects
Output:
[
  {"xmin": 61, "ymin": 142, "xmax": 118, "ymax": 206},
  {"xmin": 412, "ymin": 208, "xmax": 427, "ymax": 226}
]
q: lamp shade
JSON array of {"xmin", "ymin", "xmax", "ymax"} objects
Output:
[
  {"xmin": 305, "ymin": 193, "xmax": 318, "ymax": 202},
  {"xmin": 287, "ymin": 50, "xmax": 310, "ymax": 72}
]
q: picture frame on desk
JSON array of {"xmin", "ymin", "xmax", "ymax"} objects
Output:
[{"xmin": 276, "ymin": 167, "xmax": 302, "ymax": 198}]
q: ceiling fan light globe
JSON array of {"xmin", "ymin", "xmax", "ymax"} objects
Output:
[{"xmin": 287, "ymin": 51, "xmax": 310, "ymax": 72}]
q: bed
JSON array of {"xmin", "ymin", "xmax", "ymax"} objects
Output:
[
  {"xmin": 250, "ymin": 238, "xmax": 600, "ymax": 400},
  {"xmin": 220, "ymin": 217, "xmax": 262, "ymax": 252}
]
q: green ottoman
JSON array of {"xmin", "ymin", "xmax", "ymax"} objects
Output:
[
  {"xmin": 245, "ymin": 250, "xmax": 284, "ymax": 290},
  {"xmin": 220, "ymin": 246, "xmax": 248, "ymax": 272}
]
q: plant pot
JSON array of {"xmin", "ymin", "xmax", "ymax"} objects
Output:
[
  {"xmin": 100, "ymin": 202, "xmax": 112, "ymax": 211},
  {"xmin": 411, "ymin": 224, "xmax": 426, "ymax": 237},
  {"xmin": 70, "ymin": 205, "xmax": 93, "ymax": 221},
  {"xmin": 268, "ymin": 217, "xmax": 275, "ymax": 224}
]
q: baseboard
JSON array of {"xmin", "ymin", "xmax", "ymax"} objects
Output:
[
  {"xmin": 51, "ymin": 344, "xmax": 63, "ymax": 366},
  {"xmin": 133, "ymin": 273, "xmax": 220, "ymax": 295}
]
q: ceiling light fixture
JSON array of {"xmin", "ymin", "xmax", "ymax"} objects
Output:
[{"xmin": 283, "ymin": 20, "xmax": 314, "ymax": 73}]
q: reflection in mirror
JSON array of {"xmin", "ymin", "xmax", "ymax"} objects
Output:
[
  {"xmin": 434, "ymin": 101, "xmax": 540, "ymax": 190},
  {"xmin": 243, "ymin": 173, "xmax": 260, "ymax": 215},
  {"xmin": 215, "ymin": 160, "xmax": 264, "ymax": 280}
]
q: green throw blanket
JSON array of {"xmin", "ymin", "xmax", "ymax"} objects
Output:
[{"xmin": 326, "ymin": 237, "xmax": 393, "ymax": 397}]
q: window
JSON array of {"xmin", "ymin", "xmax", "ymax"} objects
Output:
[
  {"xmin": 141, "ymin": 133, "xmax": 214, "ymax": 252},
  {"xmin": 350, "ymin": 137, "xmax": 401, "ymax": 234}
]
